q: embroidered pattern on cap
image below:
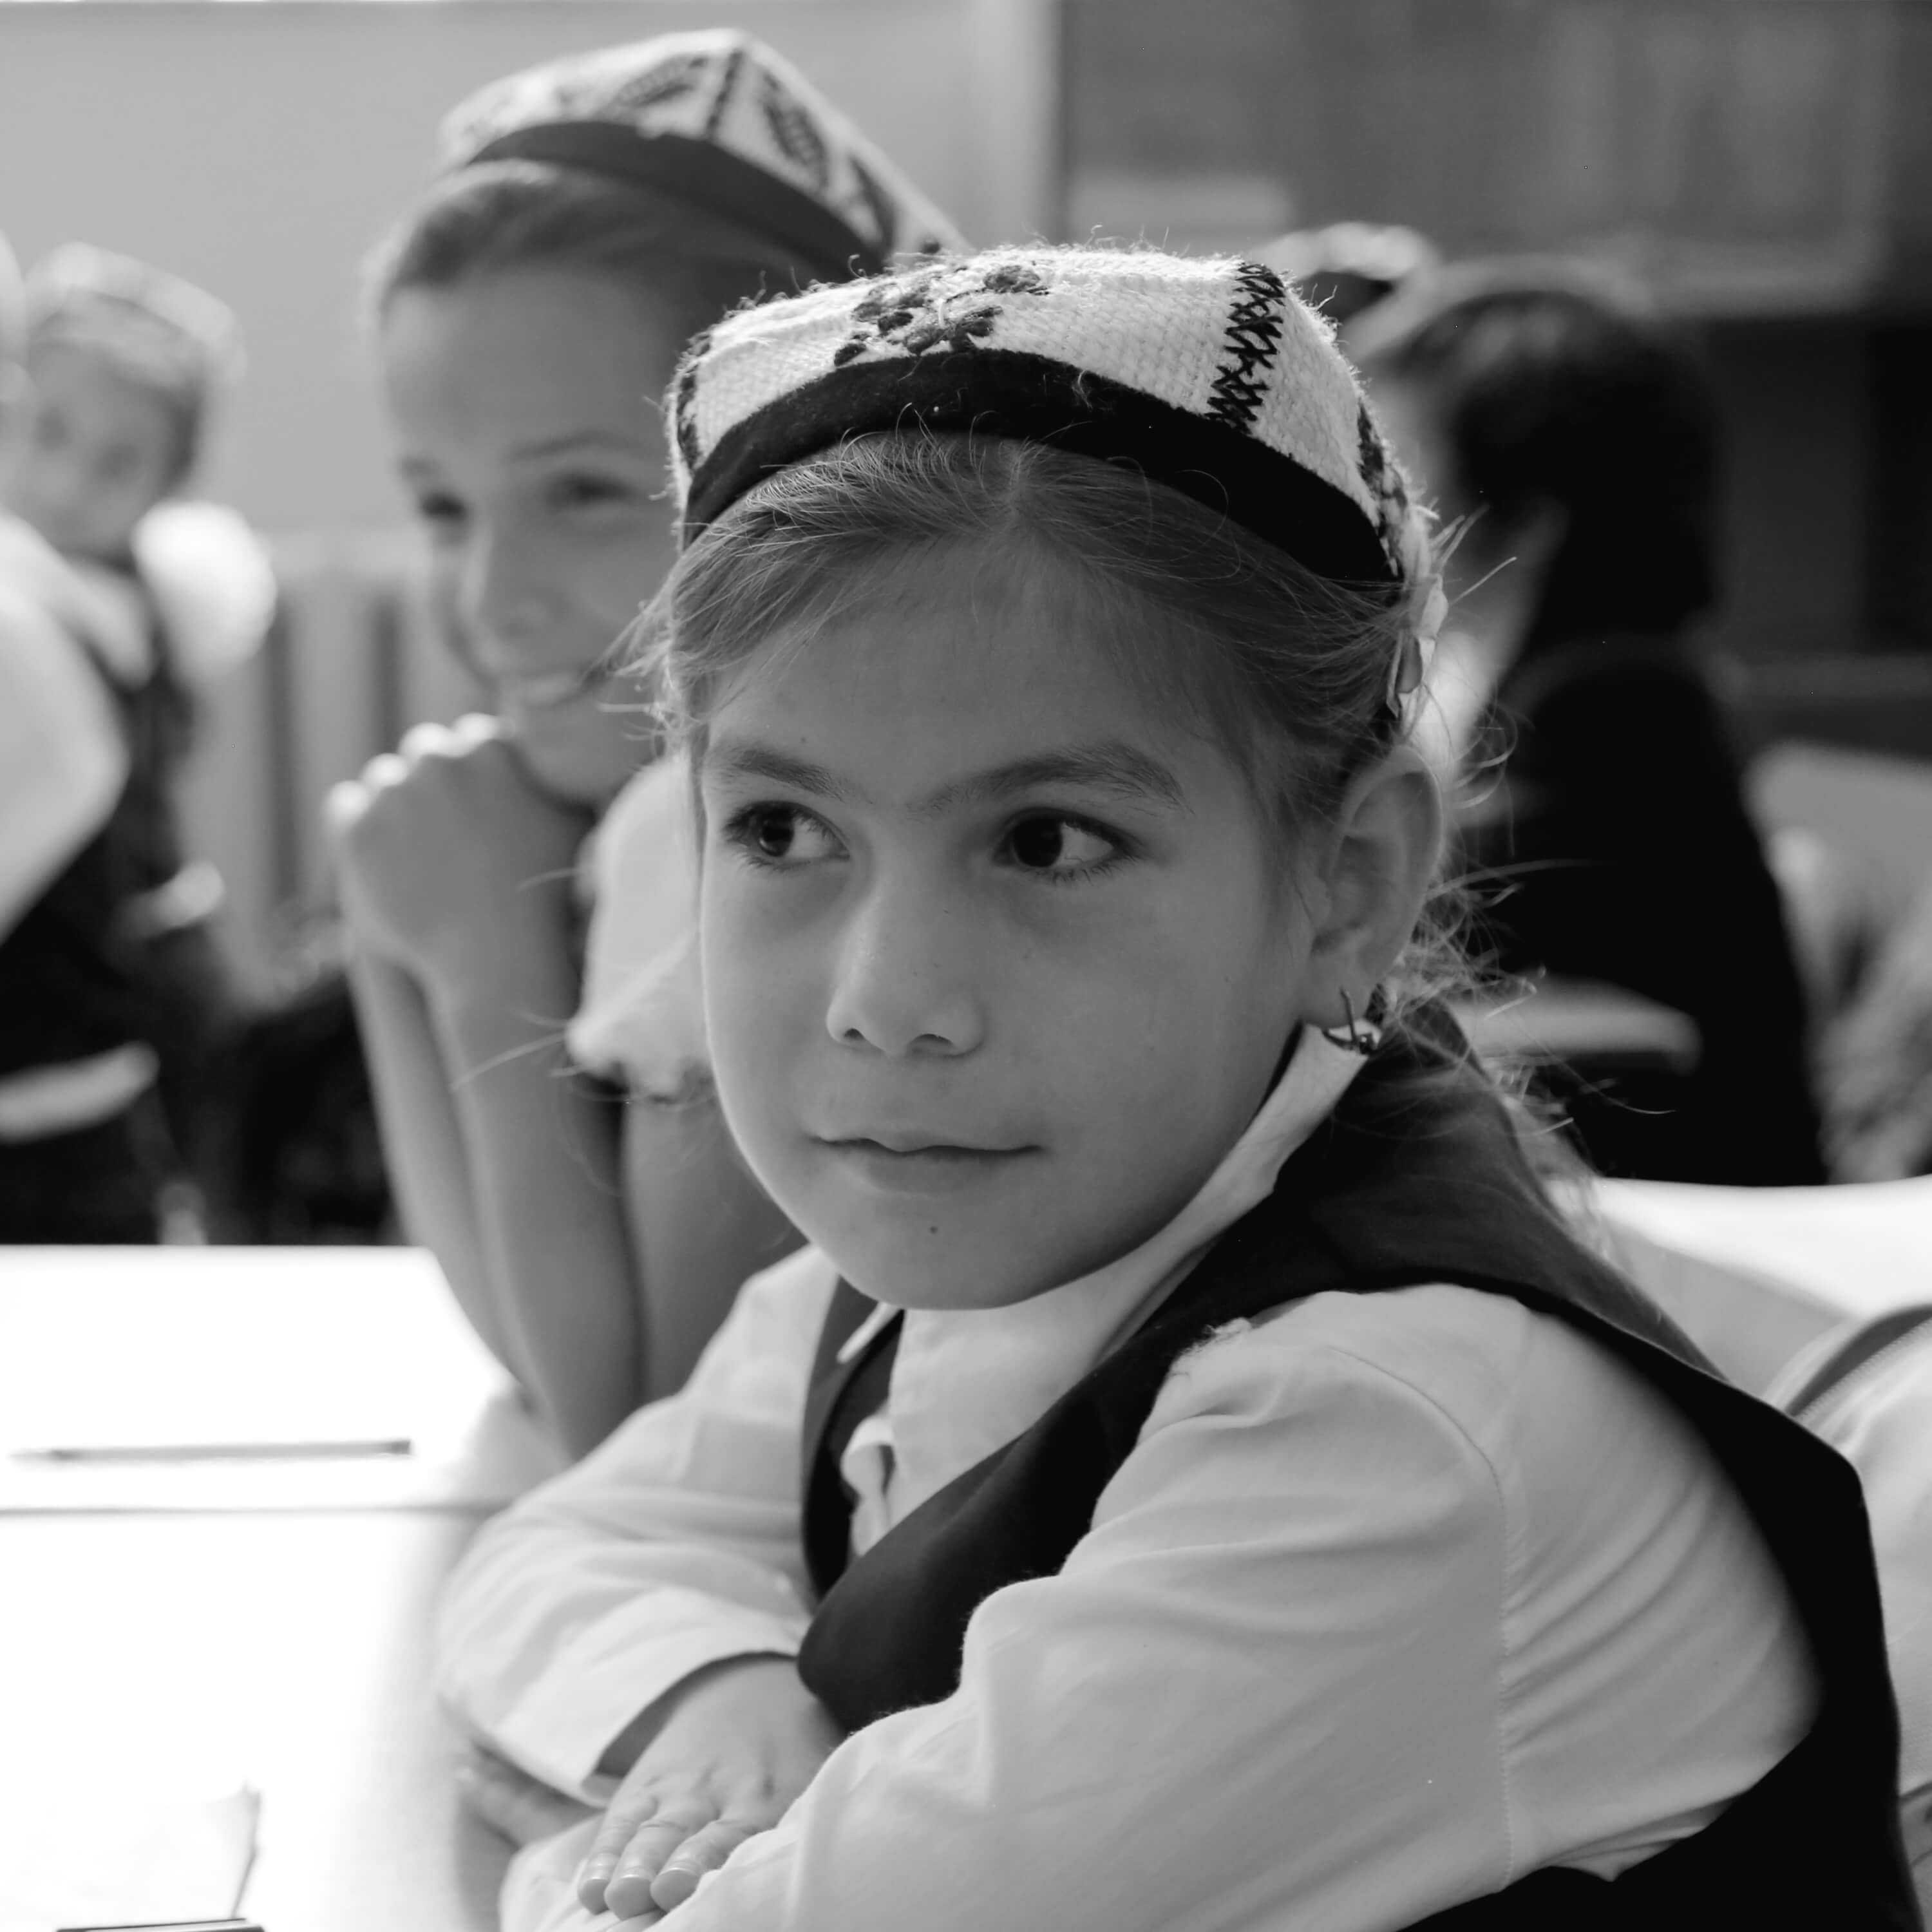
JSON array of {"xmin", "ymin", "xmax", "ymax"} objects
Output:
[{"xmin": 440, "ymin": 30, "xmax": 963, "ymax": 271}]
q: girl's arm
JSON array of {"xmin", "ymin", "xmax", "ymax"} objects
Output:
[
  {"xmin": 427, "ymin": 950, "xmax": 641, "ymax": 1455},
  {"xmin": 434, "ymin": 1245, "xmax": 838, "ymax": 1801},
  {"xmin": 328, "ymin": 719, "xmax": 646, "ymax": 1454},
  {"xmin": 621, "ymin": 1099, "xmax": 801, "ymax": 1403},
  {"xmin": 341, "ymin": 945, "xmax": 508, "ymax": 1369}
]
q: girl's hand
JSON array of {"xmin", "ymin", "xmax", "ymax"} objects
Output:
[
  {"xmin": 455, "ymin": 1742, "xmax": 600, "ymax": 1848},
  {"xmin": 326, "ymin": 715, "xmax": 592, "ymax": 989},
  {"xmin": 577, "ymin": 1658, "xmax": 840, "ymax": 1920}
]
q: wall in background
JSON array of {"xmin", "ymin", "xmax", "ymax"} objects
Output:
[
  {"xmin": 1061, "ymin": 0, "xmax": 1932, "ymax": 667},
  {"xmin": 0, "ymin": 0, "xmax": 1054, "ymax": 531}
]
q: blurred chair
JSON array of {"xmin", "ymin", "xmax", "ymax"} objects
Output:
[{"xmin": 1750, "ymin": 741, "xmax": 1932, "ymax": 1182}]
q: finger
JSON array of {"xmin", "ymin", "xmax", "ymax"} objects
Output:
[
  {"xmin": 359, "ymin": 751, "xmax": 410, "ymax": 793},
  {"xmin": 576, "ymin": 1789, "xmax": 663, "ymax": 1909},
  {"xmin": 400, "ymin": 720, "xmax": 460, "ymax": 762},
  {"xmin": 321, "ymin": 779, "xmax": 368, "ymax": 837},
  {"xmin": 649, "ymin": 1817, "xmax": 761, "ymax": 1911},
  {"xmin": 601, "ymin": 1813, "xmax": 719, "ymax": 1921}
]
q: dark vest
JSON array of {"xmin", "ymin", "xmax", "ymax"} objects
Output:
[
  {"xmin": 797, "ymin": 1034, "xmax": 1917, "ymax": 1929},
  {"xmin": 0, "ymin": 565, "xmax": 185, "ymax": 1081}
]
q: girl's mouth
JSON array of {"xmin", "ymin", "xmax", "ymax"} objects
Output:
[
  {"xmin": 499, "ymin": 665, "xmax": 603, "ymax": 710},
  {"xmin": 820, "ymin": 1137, "xmax": 1038, "ymax": 1193}
]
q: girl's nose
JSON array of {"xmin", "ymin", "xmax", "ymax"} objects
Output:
[
  {"xmin": 824, "ymin": 876, "xmax": 985, "ymax": 1059},
  {"xmin": 458, "ymin": 528, "xmax": 560, "ymax": 672}
]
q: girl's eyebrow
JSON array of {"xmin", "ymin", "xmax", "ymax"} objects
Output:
[
  {"xmin": 706, "ymin": 739, "xmax": 1185, "ymax": 815},
  {"xmin": 510, "ymin": 430, "xmax": 654, "ymax": 461},
  {"xmin": 918, "ymin": 743, "xmax": 1185, "ymax": 815}
]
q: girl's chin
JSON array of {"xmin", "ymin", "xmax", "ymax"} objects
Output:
[
  {"xmin": 811, "ymin": 1211, "xmax": 1091, "ymax": 1314},
  {"xmin": 505, "ymin": 705, "xmax": 645, "ymax": 805}
]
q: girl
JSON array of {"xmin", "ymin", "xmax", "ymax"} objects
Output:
[
  {"xmin": 0, "ymin": 242, "xmax": 270, "ymax": 1240},
  {"xmin": 1349, "ymin": 263, "xmax": 1825, "ymax": 1187},
  {"xmin": 436, "ymin": 250, "xmax": 1913, "ymax": 1930},
  {"xmin": 327, "ymin": 34, "xmax": 961, "ymax": 1453}
]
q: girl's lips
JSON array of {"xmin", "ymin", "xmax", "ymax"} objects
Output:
[
  {"xmin": 820, "ymin": 1137, "xmax": 1037, "ymax": 1194},
  {"xmin": 500, "ymin": 665, "xmax": 603, "ymax": 710}
]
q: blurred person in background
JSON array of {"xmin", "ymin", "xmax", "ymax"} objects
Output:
[
  {"xmin": 1258, "ymin": 220, "xmax": 1439, "ymax": 330},
  {"xmin": 327, "ymin": 34, "xmax": 963, "ymax": 1461},
  {"xmin": 0, "ymin": 239, "xmax": 270, "ymax": 1241},
  {"xmin": 1350, "ymin": 262, "xmax": 1824, "ymax": 1186}
]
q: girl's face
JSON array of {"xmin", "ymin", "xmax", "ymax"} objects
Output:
[
  {"xmin": 8, "ymin": 343, "xmax": 179, "ymax": 562},
  {"xmin": 699, "ymin": 548, "xmax": 1317, "ymax": 1312},
  {"xmin": 380, "ymin": 268, "xmax": 683, "ymax": 806}
]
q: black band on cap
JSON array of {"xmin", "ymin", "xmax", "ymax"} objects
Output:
[
  {"xmin": 468, "ymin": 124, "xmax": 884, "ymax": 283},
  {"xmin": 683, "ymin": 349, "xmax": 1399, "ymax": 587}
]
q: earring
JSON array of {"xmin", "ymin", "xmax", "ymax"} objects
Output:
[{"xmin": 1318, "ymin": 989, "xmax": 1383, "ymax": 1057}]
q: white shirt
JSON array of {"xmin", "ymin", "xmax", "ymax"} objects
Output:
[
  {"xmin": 0, "ymin": 504, "xmax": 270, "ymax": 945},
  {"xmin": 0, "ymin": 516, "xmax": 129, "ymax": 943},
  {"xmin": 439, "ymin": 1051, "xmax": 1812, "ymax": 1932}
]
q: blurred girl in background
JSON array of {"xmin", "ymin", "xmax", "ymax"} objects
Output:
[
  {"xmin": 0, "ymin": 240, "xmax": 270, "ymax": 1240},
  {"xmin": 1351, "ymin": 264, "xmax": 1825, "ymax": 1185},
  {"xmin": 328, "ymin": 33, "xmax": 961, "ymax": 1456}
]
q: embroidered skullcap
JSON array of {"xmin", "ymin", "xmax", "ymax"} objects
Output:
[
  {"xmin": 25, "ymin": 245, "xmax": 242, "ymax": 454},
  {"xmin": 669, "ymin": 246, "xmax": 1442, "ymax": 690},
  {"xmin": 440, "ymin": 30, "xmax": 965, "ymax": 285}
]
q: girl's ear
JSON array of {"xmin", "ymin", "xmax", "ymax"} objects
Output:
[{"xmin": 1299, "ymin": 744, "xmax": 1444, "ymax": 1030}]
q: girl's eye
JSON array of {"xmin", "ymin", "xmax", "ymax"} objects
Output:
[
  {"xmin": 412, "ymin": 493, "xmax": 468, "ymax": 536},
  {"xmin": 999, "ymin": 813, "xmax": 1123, "ymax": 878},
  {"xmin": 724, "ymin": 804, "xmax": 843, "ymax": 868},
  {"xmin": 545, "ymin": 473, "xmax": 640, "ymax": 514}
]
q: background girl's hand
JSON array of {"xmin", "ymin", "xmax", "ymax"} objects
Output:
[
  {"xmin": 577, "ymin": 1658, "xmax": 840, "ymax": 1920},
  {"xmin": 326, "ymin": 714, "xmax": 592, "ymax": 987}
]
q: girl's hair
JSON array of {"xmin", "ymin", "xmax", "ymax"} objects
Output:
[
  {"xmin": 1350, "ymin": 262, "xmax": 1721, "ymax": 649},
  {"xmin": 642, "ymin": 429, "xmax": 1469, "ymax": 1027},
  {"xmin": 365, "ymin": 158, "xmax": 807, "ymax": 346}
]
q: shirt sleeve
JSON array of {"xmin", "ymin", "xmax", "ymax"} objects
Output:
[
  {"xmin": 435, "ymin": 1246, "xmax": 837, "ymax": 1800},
  {"xmin": 501, "ymin": 1284, "xmax": 1808, "ymax": 1932},
  {"xmin": 0, "ymin": 587, "xmax": 127, "ymax": 942},
  {"xmin": 131, "ymin": 500, "xmax": 276, "ymax": 687}
]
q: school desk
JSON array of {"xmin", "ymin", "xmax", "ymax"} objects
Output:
[{"xmin": 0, "ymin": 1245, "xmax": 562, "ymax": 1932}]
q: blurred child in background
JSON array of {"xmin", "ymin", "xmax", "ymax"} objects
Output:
[
  {"xmin": 1351, "ymin": 263, "xmax": 1825, "ymax": 1186},
  {"xmin": 328, "ymin": 34, "xmax": 962, "ymax": 1457},
  {"xmin": 0, "ymin": 240, "xmax": 270, "ymax": 1239}
]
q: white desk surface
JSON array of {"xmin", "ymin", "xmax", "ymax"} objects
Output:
[
  {"xmin": 0, "ymin": 1244, "xmax": 559, "ymax": 1931},
  {"xmin": 0, "ymin": 1244, "xmax": 560, "ymax": 1511}
]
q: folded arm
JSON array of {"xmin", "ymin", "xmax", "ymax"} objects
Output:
[{"xmin": 437, "ymin": 1246, "xmax": 838, "ymax": 1801}]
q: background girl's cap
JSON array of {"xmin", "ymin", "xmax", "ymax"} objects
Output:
[
  {"xmin": 670, "ymin": 246, "xmax": 1432, "ymax": 600},
  {"xmin": 440, "ymin": 30, "xmax": 967, "ymax": 285},
  {"xmin": 26, "ymin": 243, "xmax": 243, "ymax": 401}
]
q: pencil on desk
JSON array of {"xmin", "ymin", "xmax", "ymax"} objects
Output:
[{"xmin": 14, "ymin": 1437, "xmax": 415, "ymax": 1463}]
